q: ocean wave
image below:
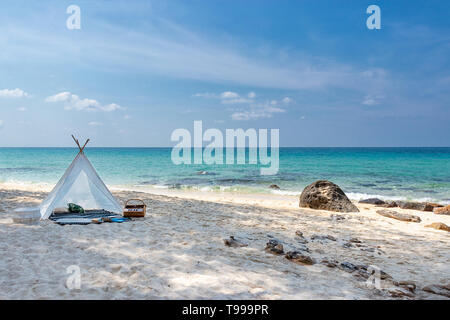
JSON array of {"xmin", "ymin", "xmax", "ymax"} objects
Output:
[
  {"xmin": 345, "ymin": 192, "xmax": 445, "ymax": 204},
  {"xmin": 270, "ymin": 190, "xmax": 300, "ymax": 196},
  {"xmin": 0, "ymin": 167, "xmax": 48, "ymax": 173}
]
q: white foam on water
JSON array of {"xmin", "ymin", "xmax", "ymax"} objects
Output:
[
  {"xmin": 345, "ymin": 192, "xmax": 445, "ymax": 204},
  {"xmin": 270, "ymin": 190, "xmax": 300, "ymax": 196}
]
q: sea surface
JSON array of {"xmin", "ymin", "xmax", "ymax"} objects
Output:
[{"xmin": 0, "ymin": 147, "xmax": 449, "ymax": 203}]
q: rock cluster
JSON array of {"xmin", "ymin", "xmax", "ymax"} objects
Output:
[{"xmin": 359, "ymin": 198, "xmax": 445, "ymax": 212}]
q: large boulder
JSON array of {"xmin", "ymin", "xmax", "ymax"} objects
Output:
[{"xmin": 299, "ymin": 180, "xmax": 359, "ymax": 213}]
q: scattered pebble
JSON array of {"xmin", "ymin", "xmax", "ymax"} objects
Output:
[
  {"xmin": 311, "ymin": 234, "xmax": 337, "ymax": 242},
  {"xmin": 339, "ymin": 262, "xmax": 358, "ymax": 272},
  {"xmin": 330, "ymin": 214, "xmax": 346, "ymax": 221},
  {"xmin": 265, "ymin": 239, "xmax": 284, "ymax": 255},
  {"xmin": 321, "ymin": 258, "xmax": 338, "ymax": 268},
  {"xmin": 295, "ymin": 230, "xmax": 308, "ymax": 244},
  {"xmin": 223, "ymin": 236, "xmax": 248, "ymax": 248},
  {"xmin": 285, "ymin": 251, "xmax": 315, "ymax": 265},
  {"xmin": 423, "ymin": 283, "xmax": 450, "ymax": 298}
]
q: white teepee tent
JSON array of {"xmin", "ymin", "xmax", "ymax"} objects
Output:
[{"xmin": 40, "ymin": 136, "xmax": 122, "ymax": 219}]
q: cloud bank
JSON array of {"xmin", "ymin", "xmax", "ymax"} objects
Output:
[{"xmin": 45, "ymin": 92, "xmax": 124, "ymax": 112}]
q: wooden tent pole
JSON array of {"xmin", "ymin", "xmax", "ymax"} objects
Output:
[
  {"xmin": 71, "ymin": 135, "xmax": 82, "ymax": 152},
  {"xmin": 80, "ymin": 139, "xmax": 90, "ymax": 153}
]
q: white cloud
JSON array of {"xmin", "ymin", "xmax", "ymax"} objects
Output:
[
  {"xmin": 45, "ymin": 91, "xmax": 71, "ymax": 103},
  {"xmin": 362, "ymin": 94, "xmax": 383, "ymax": 106},
  {"xmin": 124, "ymin": 114, "xmax": 132, "ymax": 119},
  {"xmin": 193, "ymin": 92, "xmax": 216, "ymax": 98},
  {"xmin": 0, "ymin": 120, "xmax": 3, "ymax": 129},
  {"xmin": 270, "ymin": 100, "xmax": 277, "ymax": 105},
  {"xmin": 221, "ymin": 97, "xmax": 253, "ymax": 104},
  {"xmin": 282, "ymin": 97, "xmax": 292, "ymax": 104},
  {"xmin": 0, "ymin": 88, "xmax": 28, "ymax": 98},
  {"xmin": 195, "ymin": 91, "xmax": 256, "ymax": 105},
  {"xmin": 220, "ymin": 91, "xmax": 239, "ymax": 99},
  {"xmin": 45, "ymin": 92, "xmax": 124, "ymax": 112},
  {"xmin": 18, "ymin": 107, "xmax": 28, "ymax": 112},
  {"xmin": 101, "ymin": 103, "xmax": 123, "ymax": 112},
  {"xmin": 231, "ymin": 104, "xmax": 285, "ymax": 121},
  {"xmin": 88, "ymin": 121, "xmax": 102, "ymax": 126},
  {"xmin": 362, "ymin": 98, "xmax": 377, "ymax": 106}
]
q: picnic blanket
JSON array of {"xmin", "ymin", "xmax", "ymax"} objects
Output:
[{"xmin": 50, "ymin": 209, "xmax": 129, "ymax": 225}]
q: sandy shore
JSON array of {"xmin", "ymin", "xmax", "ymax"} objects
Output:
[{"xmin": 0, "ymin": 184, "xmax": 449, "ymax": 300}]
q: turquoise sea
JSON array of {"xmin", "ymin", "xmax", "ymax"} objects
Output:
[{"xmin": 0, "ymin": 147, "xmax": 449, "ymax": 203}]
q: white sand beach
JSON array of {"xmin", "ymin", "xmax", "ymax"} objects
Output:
[{"xmin": 0, "ymin": 184, "xmax": 449, "ymax": 300}]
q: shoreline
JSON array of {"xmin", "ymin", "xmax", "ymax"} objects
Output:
[{"xmin": 0, "ymin": 181, "xmax": 448, "ymax": 206}]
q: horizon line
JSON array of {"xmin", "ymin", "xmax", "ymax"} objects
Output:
[{"xmin": 1, "ymin": 146, "xmax": 449, "ymax": 149}]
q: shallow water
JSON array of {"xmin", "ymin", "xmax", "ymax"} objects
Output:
[{"xmin": 0, "ymin": 147, "xmax": 449, "ymax": 203}]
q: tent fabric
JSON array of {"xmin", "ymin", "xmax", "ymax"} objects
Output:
[{"xmin": 40, "ymin": 152, "xmax": 122, "ymax": 219}]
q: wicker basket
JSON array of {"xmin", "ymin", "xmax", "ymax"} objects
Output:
[{"xmin": 123, "ymin": 199, "xmax": 146, "ymax": 217}]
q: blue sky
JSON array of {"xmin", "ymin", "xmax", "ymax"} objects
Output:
[{"xmin": 0, "ymin": 0, "xmax": 449, "ymax": 147}]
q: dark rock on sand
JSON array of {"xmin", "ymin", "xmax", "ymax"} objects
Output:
[
  {"xmin": 376, "ymin": 209, "xmax": 421, "ymax": 223},
  {"xmin": 295, "ymin": 230, "xmax": 309, "ymax": 244},
  {"xmin": 311, "ymin": 234, "xmax": 337, "ymax": 242},
  {"xmin": 425, "ymin": 222, "xmax": 450, "ymax": 232},
  {"xmin": 341, "ymin": 264, "xmax": 392, "ymax": 282},
  {"xmin": 359, "ymin": 198, "xmax": 385, "ymax": 205},
  {"xmin": 321, "ymin": 258, "xmax": 338, "ymax": 268},
  {"xmin": 425, "ymin": 203, "xmax": 444, "ymax": 211},
  {"xmin": 339, "ymin": 262, "xmax": 358, "ymax": 272},
  {"xmin": 265, "ymin": 239, "xmax": 284, "ymax": 255},
  {"xmin": 387, "ymin": 287, "xmax": 415, "ymax": 298},
  {"xmin": 269, "ymin": 184, "xmax": 280, "ymax": 190},
  {"xmin": 285, "ymin": 251, "xmax": 315, "ymax": 265},
  {"xmin": 295, "ymin": 230, "xmax": 304, "ymax": 237},
  {"xmin": 423, "ymin": 283, "xmax": 450, "ymax": 298},
  {"xmin": 396, "ymin": 201, "xmax": 442, "ymax": 212},
  {"xmin": 434, "ymin": 205, "xmax": 450, "ymax": 215},
  {"xmin": 349, "ymin": 237, "xmax": 362, "ymax": 243},
  {"xmin": 299, "ymin": 180, "xmax": 359, "ymax": 213},
  {"xmin": 223, "ymin": 236, "xmax": 248, "ymax": 248},
  {"xmin": 377, "ymin": 200, "xmax": 398, "ymax": 208},
  {"xmin": 358, "ymin": 265, "xmax": 392, "ymax": 280},
  {"xmin": 393, "ymin": 281, "xmax": 416, "ymax": 293},
  {"xmin": 330, "ymin": 214, "xmax": 346, "ymax": 221}
]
